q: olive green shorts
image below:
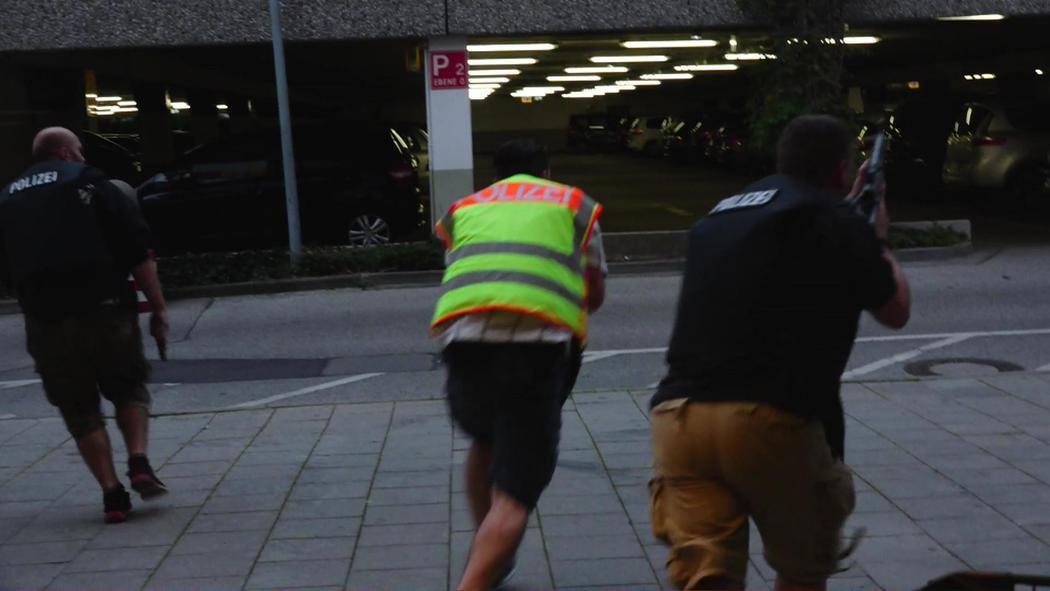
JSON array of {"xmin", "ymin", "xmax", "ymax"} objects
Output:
[
  {"xmin": 25, "ymin": 305, "xmax": 152, "ymax": 438},
  {"xmin": 650, "ymin": 399, "xmax": 855, "ymax": 588}
]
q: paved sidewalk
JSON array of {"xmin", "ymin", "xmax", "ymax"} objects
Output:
[{"xmin": 2, "ymin": 374, "xmax": 1050, "ymax": 591}]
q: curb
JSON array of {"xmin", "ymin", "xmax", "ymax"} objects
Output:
[{"xmin": 0, "ymin": 222, "xmax": 973, "ymax": 313}]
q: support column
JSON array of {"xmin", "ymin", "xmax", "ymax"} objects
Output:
[{"xmin": 424, "ymin": 36, "xmax": 474, "ymax": 227}]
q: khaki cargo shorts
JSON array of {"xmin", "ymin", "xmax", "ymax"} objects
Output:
[
  {"xmin": 26, "ymin": 305, "xmax": 152, "ymax": 438},
  {"xmin": 649, "ymin": 399, "xmax": 855, "ymax": 589}
]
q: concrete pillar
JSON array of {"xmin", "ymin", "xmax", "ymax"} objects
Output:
[
  {"xmin": 188, "ymin": 89, "xmax": 220, "ymax": 144},
  {"xmin": 424, "ymin": 36, "xmax": 474, "ymax": 226},
  {"xmin": 135, "ymin": 82, "xmax": 174, "ymax": 174}
]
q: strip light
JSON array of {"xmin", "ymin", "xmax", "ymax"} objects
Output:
[
  {"xmin": 590, "ymin": 55, "xmax": 669, "ymax": 64},
  {"xmin": 621, "ymin": 39, "xmax": 718, "ymax": 49},
  {"xmin": 117, "ymin": 100, "xmax": 138, "ymax": 107},
  {"xmin": 642, "ymin": 73, "xmax": 695, "ymax": 80},
  {"xmin": 468, "ymin": 58, "xmax": 538, "ymax": 66},
  {"xmin": 170, "ymin": 101, "xmax": 191, "ymax": 110},
  {"xmin": 842, "ymin": 36, "xmax": 881, "ymax": 45},
  {"xmin": 617, "ymin": 80, "xmax": 661, "ymax": 86},
  {"xmin": 565, "ymin": 66, "xmax": 629, "ymax": 74},
  {"xmin": 468, "ymin": 69, "xmax": 521, "ymax": 76},
  {"xmin": 937, "ymin": 14, "xmax": 1005, "ymax": 21},
  {"xmin": 469, "ymin": 89, "xmax": 495, "ymax": 101},
  {"xmin": 216, "ymin": 104, "xmax": 229, "ymax": 110},
  {"xmin": 467, "ymin": 43, "xmax": 556, "ymax": 52},
  {"xmin": 469, "ymin": 83, "xmax": 502, "ymax": 89},
  {"xmin": 548, "ymin": 75, "xmax": 602, "ymax": 82},
  {"xmin": 725, "ymin": 53, "xmax": 776, "ymax": 61},
  {"xmin": 470, "ymin": 77, "xmax": 511, "ymax": 84},
  {"xmin": 674, "ymin": 64, "xmax": 738, "ymax": 72},
  {"xmin": 95, "ymin": 96, "xmax": 123, "ymax": 102},
  {"xmin": 1036, "ymin": 69, "xmax": 1045, "ymax": 76}
]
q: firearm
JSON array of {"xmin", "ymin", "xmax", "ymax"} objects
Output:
[{"xmin": 852, "ymin": 130, "xmax": 886, "ymax": 225}]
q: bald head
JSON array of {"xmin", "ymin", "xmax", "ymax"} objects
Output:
[{"xmin": 31, "ymin": 127, "xmax": 85, "ymax": 164}]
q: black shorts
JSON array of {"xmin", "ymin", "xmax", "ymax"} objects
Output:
[{"xmin": 443, "ymin": 341, "xmax": 574, "ymax": 510}]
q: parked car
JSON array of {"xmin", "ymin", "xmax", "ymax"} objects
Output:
[
  {"xmin": 626, "ymin": 116, "xmax": 671, "ymax": 155},
  {"xmin": 567, "ymin": 114, "xmax": 624, "ymax": 152},
  {"xmin": 858, "ymin": 117, "xmax": 942, "ymax": 201},
  {"xmin": 395, "ymin": 122, "xmax": 430, "ymax": 194},
  {"xmin": 942, "ymin": 100, "xmax": 1050, "ymax": 205},
  {"xmin": 82, "ymin": 131, "xmax": 143, "ymax": 184},
  {"xmin": 705, "ymin": 119, "xmax": 748, "ymax": 171},
  {"xmin": 137, "ymin": 122, "xmax": 424, "ymax": 254}
]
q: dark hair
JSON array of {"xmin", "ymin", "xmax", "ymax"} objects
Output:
[
  {"xmin": 493, "ymin": 139, "xmax": 550, "ymax": 179},
  {"xmin": 775, "ymin": 115, "xmax": 855, "ymax": 186}
]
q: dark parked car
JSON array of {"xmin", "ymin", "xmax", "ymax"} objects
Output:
[
  {"xmin": 395, "ymin": 123, "xmax": 430, "ymax": 194},
  {"xmin": 567, "ymin": 114, "xmax": 624, "ymax": 152},
  {"xmin": 137, "ymin": 122, "xmax": 424, "ymax": 254},
  {"xmin": 82, "ymin": 131, "xmax": 143, "ymax": 184},
  {"xmin": 858, "ymin": 117, "xmax": 943, "ymax": 201}
]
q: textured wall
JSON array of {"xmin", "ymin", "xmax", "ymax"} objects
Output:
[{"xmin": 0, "ymin": 0, "xmax": 1046, "ymax": 52}]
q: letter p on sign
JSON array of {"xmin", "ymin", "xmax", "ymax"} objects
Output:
[{"xmin": 430, "ymin": 50, "xmax": 468, "ymax": 90}]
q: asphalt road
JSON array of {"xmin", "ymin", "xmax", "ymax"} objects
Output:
[{"xmin": 2, "ymin": 244, "xmax": 1050, "ymax": 419}]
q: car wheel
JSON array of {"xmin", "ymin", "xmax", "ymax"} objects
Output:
[
  {"xmin": 1006, "ymin": 166, "xmax": 1046, "ymax": 208},
  {"xmin": 347, "ymin": 213, "xmax": 392, "ymax": 246}
]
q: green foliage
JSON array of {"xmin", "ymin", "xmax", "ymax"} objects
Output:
[
  {"xmin": 735, "ymin": 0, "xmax": 849, "ymax": 155},
  {"xmin": 888, "ymin": 224, "xmax": 970, "ymax": 249},
  {"xmin": 157, "ymin": 242, "xmax": 445, "ymax": 288}
]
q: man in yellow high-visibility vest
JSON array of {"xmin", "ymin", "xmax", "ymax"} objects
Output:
[{"xmin": 432, "ymin": 140, "xmax": 606, "ymax": 591}]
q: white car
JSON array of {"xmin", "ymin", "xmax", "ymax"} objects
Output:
[{"xmin": 626, "ymin": 116, "xmax": 671, "ymax": 155}]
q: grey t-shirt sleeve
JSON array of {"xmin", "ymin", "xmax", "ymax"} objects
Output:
[{"xmin": 587, "ymin": 222, "xmax": 608, "ymax": 276}]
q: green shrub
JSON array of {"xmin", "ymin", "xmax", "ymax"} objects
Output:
[{"xmin": 887, "ymin": 224, "xmax": 969, "ymax": 249}]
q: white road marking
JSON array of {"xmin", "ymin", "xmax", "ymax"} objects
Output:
[
  {"xmin": 0, "ymin": 414, "xmax": 16, "ymax": 420},
  {"xmin": 1036, "ymin": 363, "xmax": 1050, "ymax": 373},
  {"xmin": 841, "ymin": 335, "xmax": 974, "ymax": 380},
  {"xmin": 227, "ymin": 373, "xmax": 385, "ymax": 409},
  {"xmin": 0, "ymin": 379, "xmax": 41, "ymax": 390}
]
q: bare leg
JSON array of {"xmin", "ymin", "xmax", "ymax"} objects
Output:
[
  {"xmin": 775, "ymin": 578, "xmax": 826, "ymax": 591},
  {"xmin": 457, "ymin": 488, "xmax": 528, "ymax": 591},
  {"xmin": 76, "ymin": 427, "xmax": 121, "ymax": 491},
  {"xmin": 115, "ymin": 405, "xmax": 148, "ymax": 457},
  {"xmin": 465, "ymin": 442, "xmax": 493, "ymax": 527}
]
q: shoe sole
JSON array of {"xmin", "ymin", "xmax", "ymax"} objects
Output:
[
  {"xmin": 104, "ymin": 510, "xmax": 128, "ymax": 524},
  {"xmin": 131, "ymin": 477, "xmax": 168, "ymax": 501}
]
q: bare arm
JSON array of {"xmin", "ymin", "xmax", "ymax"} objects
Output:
[
  {"xmin": 587, "ymin": 267, "xmax": 605, "ymax": 312},
  {"xmin": 131, "ymin": 256, "xmax": 170, "ymax": 360}
]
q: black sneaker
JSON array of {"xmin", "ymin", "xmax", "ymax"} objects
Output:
[
  {"xmin": 103, "ymin": 486, "xmax": 131, "ymax": 524},
  {"xmin": 127, "ymin": 455, "xmax": 168, "ymax": 500},
  {"xmin": 493, "ymin": 557, "xmax": 517, "ymax": 589}
]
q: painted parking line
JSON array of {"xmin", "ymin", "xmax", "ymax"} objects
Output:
[
  {"xmin": 841, "ymin": 335, "xmax": 973, "ymax": 380},
  {"xmin": 226, "ymin": 373, "xmax": 385, "ymax": 410},
  {"xmin": 0, "ymin": 379, "xmax": 41, "ymax": 390},
  {"xmin": 0, "ymin": 414, "xmax": 16, "ymax": 420},
  {"xmin": 1037, "ymin": 362, "xmax": 1050, "ymax": 373}
]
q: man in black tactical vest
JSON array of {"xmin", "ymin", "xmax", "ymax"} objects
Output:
[
  {"xmin": 648, "ymin": 115, "xmax": 912, "ymax": 590},
  {"xmin": 0, "ymin": 127, "xmax": 171, "ymax": 524}
]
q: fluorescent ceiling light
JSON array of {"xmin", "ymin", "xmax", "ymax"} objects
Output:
[
  {"xmin": 725, "ymin": 53, "xmax": 776, "ymax": 60},
  {"xmin": 521, "ymin": 86, "xmax": 564, "ymax": 92},
  {"xmin": 470, "ymin": 77, "xmax": 511, "ymax": 84},
  {"xmin": 511, "ymin": 90, "xmax": 554, "ymax": 97},
  {"xmin": 95, "ymin": 96, "xmax": 123, "ymax": 102},
  {"xmin": 563, "ymin": 94, "xmax": 597, "ymax": 99},
  {"xmin": 85, "ymin": 93, "xmax": 98, "ymax": 98},
  {"xmin": 468, "ymin": 69, "xmax": 521, "ymax": 76},
  {"xmin": 470, "ymin": 83, "xmax": 502, "ymax": 89},
  {"xmin": 216, "ymin": 104, "xmax": 229, "ymax": 110},
  {"xmin": 618, "ymin": 80, "xmax": 661, "ymax": 86},
  {"xmin": 116, "ymin": 100, "xmax": 137, "ymax": 107},
  {"xmin": 1037, "ymin": 69, "xmax": 1045, "ymax": 76},
  {"xmin": 842, "ymin": 36, "xmax": 881, "ymax": 45},
  {"xmin": 595, "ymin": 85, "xmax": 628, "ymax": 92},
  {"xmin": 674, "ymin": 64, "xmax": 738, "ymax": 72},
  {"xmin": 621, "ymin": 39, "xmax": 718, "ymax": 49},
  {"xmin": 548, "ymin": 75, "xmax": 602, "ymax": 82},
  {"xmin": 937, "ymin": 14, "xmax": 1004, "ymax": 21},
  {"xmin": 469, "ymin": 90, "xmax": 494, "ymax": 101},
  {"xmin": 113, "ymin": 107, "xmax": 139, "ymax": 113},
  {"xmin": 981, "ymin": 73, "xmax": 996, "ymax": 79},
  {"xmin": 591, "ymin": 55, "xmax": 669, "ymax": 64},
  {"xmin": 565, "ymin": 66, "xmax": 629, "ymax": 74},
  {"xmin": 467, "ymin": 43, "xmax": 556, "ymax": 52},
  {"xmin": 642, "ymin": 73, "xmax": 695, "ymax": 80},
  {"xmin": 170, "ymin": 101, "xmax": 191, "ymax": 110},
  {"xmin": 468, "ymin": 58, "xmax": 538, "ymax": 66}
]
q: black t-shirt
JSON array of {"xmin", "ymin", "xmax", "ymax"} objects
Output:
[
  {"xmin": 651, "ymin": 175, "xmax": 897, "ymax": 457},
  {"xmin": 0, "ymin": 161, "xmax": 151, "ymax": 317}
]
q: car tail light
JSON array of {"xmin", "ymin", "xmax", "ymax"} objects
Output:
[
  {"xmin": 630, "ymin": 129, "xmax": 644, "ymax": 136},
  {"xmin": 388, "ymin": 163, "xmax": 416, "ymax": 186},
  {"xmin": 975, "ymin": 136, "xmax": 1008, "ymax": 147}
]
